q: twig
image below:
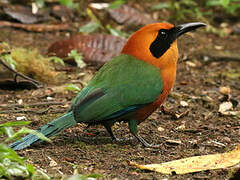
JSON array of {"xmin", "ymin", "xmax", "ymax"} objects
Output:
[
  {"xmin": 0, "ymin": 21, "xmax": 70, "ymax": 32},
  {"xmin": 0, "ymin": 107, "xmax": 67, "ymax": 114},
  {"xmin": 0, "ymin": 58, "xmax": 42, "ymax": 87},
  {"xmin": 0, "ymin": 101, "xmax": 70, "ymax": 109},
  {"xmin": 202, "ymin": 52, "xmax": 240, "ymax": 64},
  {"xmin": 0, "ymin": 108, "xmax": 50, "ymax": 114}
]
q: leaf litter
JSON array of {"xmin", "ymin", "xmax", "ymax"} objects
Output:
[
  {"xmin": 89, "ymin": 3, "xmax": 156, "ymax": 26},
  {"xmin": 129, "ymin": 145, "xmax": 240, "ymax": 174},
  {"xmin": 0, "ymin": 1, "xmax": 240, "ymax": 179},
  {"xmin": 48, "ymin": 34, "xmax": 126, "ymax": 66}
]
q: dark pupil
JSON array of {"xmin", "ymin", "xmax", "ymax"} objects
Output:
[{"xmin": 159, "ymin": 31, "xmax": 167, "ymax": 38}]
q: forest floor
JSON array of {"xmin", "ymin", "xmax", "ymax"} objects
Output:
[{"xmin": 0, "ymin": 2, "xmax": 240, "ymax": 180}]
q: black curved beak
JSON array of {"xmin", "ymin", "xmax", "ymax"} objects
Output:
[{"xmin": 175, "ymin": 22, "xmax": 206, "ymax": 38}]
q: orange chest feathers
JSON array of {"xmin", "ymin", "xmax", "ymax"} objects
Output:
[{"xmin": 122, "ymin": 40, "xmax": 178, "ymax": 121}]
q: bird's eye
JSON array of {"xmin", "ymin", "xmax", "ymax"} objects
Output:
[
  {"xmin": 160, "ymin": 31, "xmax": 166, "ymax": 35},
  {"xmin": 159, "ymin": 31, "xmax": 167, "ymax": 38}
]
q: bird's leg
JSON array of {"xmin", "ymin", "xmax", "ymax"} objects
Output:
[
  {"xmin": 128, "ymin": 119, "xmax": 161, "ymax": 148},
  {"xmin": 103, "ymin": 122, "xmax": 134, "ymax": 143},
  {"xmin": 103, "ymin": 123, "xmax": 117, "ymax": 140}
]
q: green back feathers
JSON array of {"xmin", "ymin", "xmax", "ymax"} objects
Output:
[{"xmin": 71, "ymin": 54, "xmax": 163, "ymax": 123}]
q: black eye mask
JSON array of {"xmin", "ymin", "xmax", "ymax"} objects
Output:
[{"xmin": 149, "ymin": 28, "xmax": 177, "ymax": 59}]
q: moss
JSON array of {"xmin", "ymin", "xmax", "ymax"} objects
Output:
[{"xmin": 11, "ymin": 48, "xmax": 64, "ymax": 84}]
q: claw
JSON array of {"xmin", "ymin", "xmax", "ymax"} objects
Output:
[{"xmin": 133, "ymin": 133, "xmax": 161, "ymax": 148}]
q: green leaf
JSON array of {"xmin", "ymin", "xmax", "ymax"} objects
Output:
[
  {"xmin": 5, "ymin": 127, "xmax": 51, "ymax": 143},
  {"xmin": 68, "ymin": 50, "xmax": 86, "ymax": 68},
  {"xmin": 32, "ymin": 169, "xmax": 51, "ymax": 180},
  {"xmin": 26, "ymin": 164, "xmax": 35, "ymax": 175},
  {"xmin": 0, "ymin": 143, "xmax": 32, "ymax": 178},
  {"xmin": 65, "ymin": 83, "xmax": 81, "ymax": 92},
  {"xmin": 206, "ymin": 0, "xmax": 221, "ymax": 6},
  {"xmin": 106, "ymin": 24, "xmax": 128, "ymax": 38},
  {"xmin": 3, "ymin": 127, "xmax": 14, "ymax": 138},
  {"xmin": 0, "ymin": 143, "xmax": 24, "ymax": 164},
  {"xmin": 48, "ymin": 56, "xmax": 65, "ymax": 66},
  {"xmin": 79, "ymin": 22, "xmax": 100, "ymax": 33},
  {"xmin": 151, "ymin": 2, "xmax": 169, "ymax": 10},
  {"xmin": 35, "ymin": 0, "xmax": 45, "ymax": 8},
  {"xmin": 58, "ymin": 0, "xmax": 78, "ymax": 9},
  {"xmin": 220, "ymin": 0, "xmax": 230, "ymax": 7},
  {"xmin": 108, "ymin": 0, "xmax": 125, "ymax": 9},
  {"xmin": 0, "ymin": 121, "xmax": 31, "ymax": 128},
  {"xmin": 1, "ymin": 54, "xmax": 17, "ymax": 70},
  {"xmin": 86, "ymin": 8, "xmax": 104, "ymax": 30},
  {"xmin": 86, "ymin": 173, "xmax": 104, "ymax": 178}
]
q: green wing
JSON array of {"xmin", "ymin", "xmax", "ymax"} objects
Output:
[{"xmin": 71, "ymin": 54, "xmax": 163, "ymax": 123}]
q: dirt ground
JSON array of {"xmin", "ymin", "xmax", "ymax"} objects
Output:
[{"xmin": 0, "ymin": 9, "xmax": 240, "ymax": 180}]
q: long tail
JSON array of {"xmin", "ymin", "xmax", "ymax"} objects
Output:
[{"xmin": 9, "ymin": 111, "xmax": 76, "ymax": 150}]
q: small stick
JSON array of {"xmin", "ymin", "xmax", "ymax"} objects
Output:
[
  {"xmin": 0, "ymin": 58, "xmax": 42, "ymax": 87},
  {"xmin": 0, "ymin": 21, "xmax": 69, "ymax": 32},
  {"xmin": 0, "ymin": 101, "xmax": 70, "ymax": 109},
  {"xmin": 0, "ymin": 108, "xmax": 50, "ymax": 114},
  {"xmin": 0, "ymin": 108, "xmax": 66, "ymax": 114}
]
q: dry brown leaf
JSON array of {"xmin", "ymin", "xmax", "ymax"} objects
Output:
[
  {"xmin": 129, "ymin": 145, "xmax": 240, "ymax": 174},
  {"xmin": 106, "ymin": 5, "xmax": 156, "ymax": 25},
  {"xmin": 48, "ymin": 34, "xmax": 126, "ymax": 66},
  {"xmin": 3, "ymin": 5, "xmax": 50, "ymax": 24}
]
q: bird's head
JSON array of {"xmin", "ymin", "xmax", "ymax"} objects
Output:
[{"xmin": 122, "ymin": 22, "xmax": 206, "ymax": 69}]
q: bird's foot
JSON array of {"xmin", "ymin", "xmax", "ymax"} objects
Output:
[
  {"xmin": 133, "ymin": 134, "xmax": 162, "ymax": 148},
  {"xmin": 140, "ymin": 141, "xmax": 162, "ymax": 148},
  {"xmin": 112, "ymin": 137, "xmax": 134, "ymax": 144}
]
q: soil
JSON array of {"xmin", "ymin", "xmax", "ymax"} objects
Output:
[{"xmin": 0, "ymin": 6, "xmax": 240, "ymax": 180}]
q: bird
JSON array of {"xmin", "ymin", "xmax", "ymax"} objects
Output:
[{"xmin": 9, "ymin": 22, "xmax": 206, "ymax": 150}]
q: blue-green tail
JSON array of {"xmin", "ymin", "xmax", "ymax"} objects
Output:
[{"xmin": 9, "ymin": 111, "xmax": 76, "ymax": 150}]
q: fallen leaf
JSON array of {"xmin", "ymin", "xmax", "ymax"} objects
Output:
[
  {"xmin": 48, "ymin": 34, "xmax": 126, "ymax": 66},
  {"xmin": 129, "ymin": 145, "xmax": 240, "ymax": 174},
  {"xmin": 106, "ymin": 5, "xmax": 156, "ymax": 25},
  {"xmin": 51, "ymin": 5, "xmax": 74, "ymax": 22},
  {"xmin": 219, "ymin": 101, "xmax": 233, "ymax": 114},
  {"xmin": 219, "ymin": 86, "xmax": 231, "ymax": 95},
  {"xmin": 3, "ymin": 5, "xmax": 50, "ymax": 24}
]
